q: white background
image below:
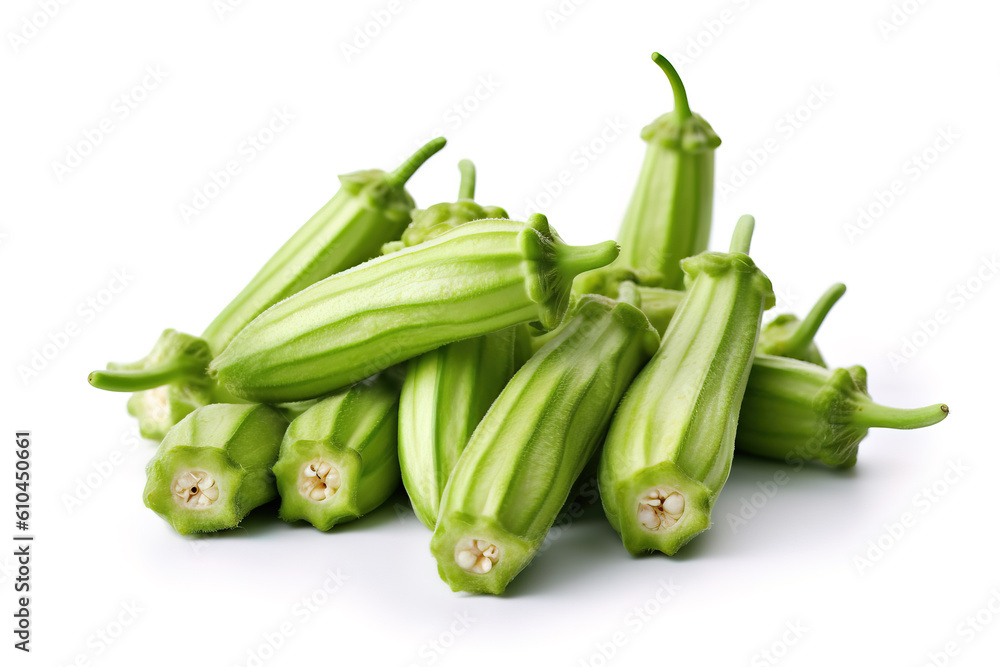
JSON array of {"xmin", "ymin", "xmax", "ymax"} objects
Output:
[{"xmin": 2, "ymin": 1, "xmax": 997, "ymax": 665}]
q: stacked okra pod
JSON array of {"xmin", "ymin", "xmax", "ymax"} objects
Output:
[{"xmin": 89, "ymin": 52, "xmax": 949, "ymax": 594}]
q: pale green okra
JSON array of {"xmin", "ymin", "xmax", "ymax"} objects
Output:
[
  {"xmin": 272, "ymin": 372, "xmax": 402, "ymax": 530},
  {"xmin": 599, "ymin": 216, "xmax": 774, "ymax": 556},
  {"xmin": 143, "ymin": 403, "xmax": 288, "ymax": 534},
  {"xmin": 432, "ymin": 287, "xmax": 659, "ymax": 594},
  {"xmin": 584, "ymin": 52, "xmax": 720, "ymax": 293},
  {"xmin": 211, "ymin": 215, "xmax": 620, "ymax": 402},
  {"xmin": 89, "ymin": 138, "xmax": 447, "ymax": 439},
  {"xmin": 391, "ymin": 160, "xmax": 526, "ymax": 529},
  {"xmin": 736, "ymin": 355, "xmax": 949, "ymax": 468}
]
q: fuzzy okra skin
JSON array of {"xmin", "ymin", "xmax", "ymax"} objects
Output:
[
  {"xmin": 399, "ymin": 327, "xmax": 525, "ymax": 529},
  {"xmin": 211, "ymin": 214, "xmax": 620, "ymax": 402},
  {"xmin": 390, "ymin": 160, "xmax": 526, "ymax": 529},
  {"xmin": 599, "ymin": 216, "xmax": 775, "ymax": 556},
  {"xmin": 88, "ymin": 138, "xmax": 446, "ymax": 439},
  {"xmin": 737, "ymin": 355, "xmax": 949, "ymax": 467},
  {"xmin": 431, "ymin": 290, "xmax": 659, "ymax": 594},
  {"xmin": 143, "ymin": 403, "xmax": 288, "ymax": 534},
  {"xmin": 272, "ymin": 372, "xmax": 402, "ymax": 530},
  {"xmin": 607, "ymin": 52, "xmax": 720, "ymax": 291},
  {"xmin": 758, "ymin": 283, "xmax": 847, "ymax": 367}
]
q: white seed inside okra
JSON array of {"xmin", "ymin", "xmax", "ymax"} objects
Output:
[
  {"xmin": 637, "ymin": 487, "xmax": 685, "ymax": 531},
  {"xmin": 172, "ymin": 470, "xmax": 219, "ymax": 509},
  {"xmin": 454, "ymin": 538, "xmax": 500, "ymax": 574},
  {"xmin": 299, "ymin": 459, "xmax": 342, "ymax": 502}
]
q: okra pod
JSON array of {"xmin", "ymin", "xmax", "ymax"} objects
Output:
[
  {"xmin": 143, "ymin": 403, "xmax": 288, "ymax": 534},
  {"xmin": 758, "ymin": 283, "xmax": 846, "ymax": 367},
  {"xmin": 737, "ymin": 355, "xmax": 949, "ymax": 467},
  {"xmin": 89, "ymin": 138, "xmax": 446, "ymax": 439},
  {"xmin": 431, "ymin": 287, "xmax": 659, "ymax": 594},
  {"xmin": 211, "ymin": 214, "xmax": 620, "ymax": 402},
  {"xmin": 392, "ymin": 161, "xmax": 525, "ymax": 529},
  {"xmin": 272, "ymin": 372, "xmax": 402, "ymax": 530},
  {"xmin": 612, "ymin": 52, "xmax": 721, "ymax": 290},
  {"xmin": 599, "ymin": 215, "xmax": 774, "ymax": 556}
]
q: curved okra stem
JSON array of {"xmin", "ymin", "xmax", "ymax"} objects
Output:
[
  {"xmin": 143, "ymin": 404, "xmax": 288, "ymax": 534},
  {"xmin": 431, "ymin": 293, "xmax": 659, "ymax": 594},
  {"xmin": 90, "ymin": 138, "xmax": 446, "ymax": 440},
  {"xmin": 608, "ymin": 52, "xmax": 721, "ymax": 291},
  {"xmin": 457, "ymin": 158, "xmax": 477, "ymax": 200},
  {"xmin": 599, "ymin": 216, "xmax": 775, "ymax": 556},
  {"xmin": 272, "ymin": 373, "xmax": 402, "ymax": 530},
  {"xmin": 211, "ymin": 215, "xmax": 620, "ymax": 402},
  {"xmin": 759, "ymin": 283, "xmax": 847, "ymax": 366},
  {"xmin": 737, "ymin": 355, "xmax": 949, "ymax": 467},
  {"xmin": 381, "ymin": 160, "xmax": 508, "ymax": 254}
]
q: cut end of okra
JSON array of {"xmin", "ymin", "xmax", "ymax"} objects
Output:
[
  {"xmin": 273, "ymin": 442, "xmax": 365, "ymax": 531},
  {"xmin": 430, "ymin": 517, "xmax": 533, "ymax": 595},
  {"xmin": 604, "ymin": 461, "xmax": 713, "ymax": 556},
  {"xmin": 126, "ymin": 384, "xmax": 213, "ymax": 441},
  {"xmin": 640, "ymin": 53, "xmax": 720, "ymax": 152},
  {"xmin": 143, "ymin": 404, "xmax": 287, "ymax": 534},
  {"xmin": 520, "ymin": 213, "xmax": 620, "ymax": 330}
]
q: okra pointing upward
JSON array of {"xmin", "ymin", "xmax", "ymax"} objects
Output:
[
  {"xmin": 599, "ymin": 215, "xmax": 774, "ymax": 556},
  {"xmin": 211, "ymin": 214, "xmax": 620, "ymax": 402},
  {"xmin": 758, "ymin": 283, "xmax": 847, "ymax": 366},
  {"xmin": 612, "ymin": 52, "xmax": 721, "ymax": 291}
]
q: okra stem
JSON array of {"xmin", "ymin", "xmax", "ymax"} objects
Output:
[
  {"xmin": 852, "ymin": 402, "xmax": 950, "ymax": 430},
  {"xmin": 88, "ymin": 356, "xmax": 207, "ymax": 392},
  {"xmin": 457, "ymin": 159, "xmax": 476, "ymax": 200},
  {"xmin": 780, "ymin": 283, "xmax": 847, "ymax": 357},
  {"xmin": 384, "ymin": 137, "xmax": 448, "ymax": 189},
  {"xmin": 729, "ymin": 214, "xmax": 755, "ymax": 254},
  {"xmin": 556, "ymin": 239, "xmax": 621, "ymax": 279},
  {"xmin": 651, "ymin": 52, "xmax": 691, "ymax": 120}
]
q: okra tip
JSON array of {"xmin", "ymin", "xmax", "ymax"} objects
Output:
[
  {"xmin": 781, "ymin": 282, "xmax": 847, "ymax": 356},
  {"xmin": 457, "ymin": 159, "xmax": 476, "ymax": 200},
  {"xmin": 650, "ymin": 51, "xmax": 691, "ymax": 119},
  {"xmin": 384, "ymin": 137, "xmax": 447, "ymax": 189},
  {"xmin": 853, "ymin": 401, "xmax": 950, "ymax": 430},
  {"xmin": 729, "ymin": 214, "xmax": 756, "ymax": 254}
]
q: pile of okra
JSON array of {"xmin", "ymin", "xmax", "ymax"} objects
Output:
[{"xmin": 90, "ymin": 53, "xmax": 948, "ymax": 595}]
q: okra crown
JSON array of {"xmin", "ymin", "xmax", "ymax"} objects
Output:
[
  {"xmin": 381, "ymin": 159, "xmax": 508, "ymax": 254},
  {"xmin": 760, "ymin": 283, "xmax": 847, "ymax": 366},
  {"xmin": 520, "ymin": 214, "xmax": 621, "ymax": 330},
  {"xmin": 680, "ymin": 252, "xmax": 776, "ymax": 310},
  {"xmin": 640, "ymin": 53, "xmax": 720, "ymax": 151},
  {"xmin": 89, "ymin": 328, "xmax": 213, "ymax": 393}
]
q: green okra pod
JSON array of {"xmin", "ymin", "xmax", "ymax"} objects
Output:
[
  {"xmin": 211, "ymin": 214, "xmax": 620, "ymax": 402},
  {"xmin": 143, "ymin": 403, "xmax": 288, "ymax": 534},
  {"xmin": 431, "ymin": 287, "xmax": 659, "ymax": 594},
  {"xmin": 758, "ymin": 283, "xmax": 847, "ymax": 367},
  {"xmin": 737, "ymin": 355, "xmax": 949, "ymax": 468},
  {"xmin": 599, "ymin": 215, "xmax": 774, "ymax": 556},
  {"xmin": 391, "ymin": 161, "xmax": 526, "ymax": 529},
  {"xmin": 601, "ymin": 52, "xmax": 720, "ymax": 291},
  {"xmin": 89, "ymin": 138, "xmax": 446, "ymax": 439},
  {"xmin": 272, "ymin": 372, "xmax": 402, "ymax": 530}
]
